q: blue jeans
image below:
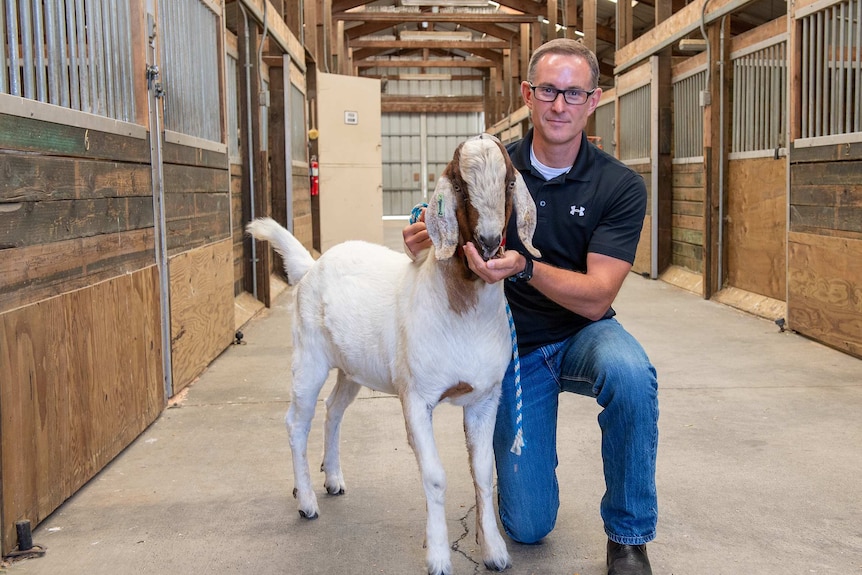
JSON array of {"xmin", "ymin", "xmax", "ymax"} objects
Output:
[{"xmin": 493, "ymin": 318, "xmax": 659, "ymax": 546}]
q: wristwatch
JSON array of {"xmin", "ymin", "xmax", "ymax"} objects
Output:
[{"xmin": 507, "ymin": 252, "xmax": 534, "ymax": 283}]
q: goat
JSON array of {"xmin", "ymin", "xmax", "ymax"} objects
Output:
[{"xmin": 246, "ymin": 134, "xmax": 540, "ymax": 575}]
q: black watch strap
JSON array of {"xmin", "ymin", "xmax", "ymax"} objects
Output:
[{"xmin": 507, "ymin": 252, "xmax": 533, "ymax": 283}]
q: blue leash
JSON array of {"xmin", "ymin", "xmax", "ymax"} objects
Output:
[{"xmin": 410, "ymin": 201, "xmax": 525, "ymax": 456}]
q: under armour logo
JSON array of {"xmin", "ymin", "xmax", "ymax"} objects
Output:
[{"xmin": 570, "ymin": 205, "xmax": 585, "ymax": 216}]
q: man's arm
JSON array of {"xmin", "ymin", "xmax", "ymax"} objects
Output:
[{"xmin": 463, "ymin": 243, "xmax": 631, "ymax": 322}]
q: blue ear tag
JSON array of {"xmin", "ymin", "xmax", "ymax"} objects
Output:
[{"xmin": 437, "ymin": 194, "xmax": 444, "ymax": 217}]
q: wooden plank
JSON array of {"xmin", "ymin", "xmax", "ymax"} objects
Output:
[
  {"xmin": 728, "ymin": 16, "xmax": 786, "ymax": 54},
  {"xmin": 0, "ymin": 267, "xmax": 163, "ymax": 553},
  {"xmin": 0, "ymin": 114, "xmax": 149, "ymax": 162},
  {"xmin": 791, "ymin": 160, "xmax": 862, "ymax": 186},
  {"xmin": 0, "ymin": 153, "xmax": 151, "ymax": 203},
  {"xmin": 161, "ymin": 141, "xmax": 230, "ymax": 171},
  {"xmin": 169, "ymin": 239, "xmax": 235, "ymax": 394},
  {"xmin": 790, "ymin": 141, "xmax": 862, "ymax": 163},
  {"xmin": 0, "ymin": 228, "xmax": 156, "ymax": 314},
  {"xmin": 726, "ymin": 156, "xmax": 786, "ymax": 301},
  {"xmin": 0, "ymin": 197, "xmax": 155, "ymax": 249},
  {"xmin": 787, "ymin": 232, "xmax": 862, "ymax": 358}
]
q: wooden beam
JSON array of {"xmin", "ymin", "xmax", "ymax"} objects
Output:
[
  {"xmin": 345, "ymin": 21, "xmax": 394, "ymax": 39},
  {"xmin": 381, "ymin": 95, "xmax": 484, "ymax": 113},
  {"xmin": 335, "ymin": 12, "xmax": 538, "ymax": 23},
  {"xmin": 355, "ymin": 58, "xmax": 495, "ymax": 68},
  {"xmin": 349, "ymin": 39, "xmax": 509, "ymax": 50}
]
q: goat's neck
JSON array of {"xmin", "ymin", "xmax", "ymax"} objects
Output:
[{"xmin": 426, "ymin": 249, "xmax": 495, "ymax": 315}]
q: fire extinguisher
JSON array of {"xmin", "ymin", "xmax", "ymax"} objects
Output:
[{"xmin": 310, "ymin": 156, "xmax": 319, "ymax": 196}]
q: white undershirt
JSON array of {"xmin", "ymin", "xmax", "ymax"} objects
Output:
[{"xmin": 530, "ymin": 144, "xmax": 571, "ymax": 181}]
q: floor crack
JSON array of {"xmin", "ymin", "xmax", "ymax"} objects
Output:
[{"xmin": 450, "ymin": 504, "xmax": 482, "ymax": 573}]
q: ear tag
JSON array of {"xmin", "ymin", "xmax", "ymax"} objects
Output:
[{"xmin": 437, "ymin": 194, "xmax": 444, "ymax": 217}]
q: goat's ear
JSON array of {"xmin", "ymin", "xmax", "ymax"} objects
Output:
[
  {"xmin": 425, "ymin": 176, "xmax": 460, "ymax": 260},
  {"xmin": 513, "ymin": 171, "xmax": 542, "ymax": 258}
]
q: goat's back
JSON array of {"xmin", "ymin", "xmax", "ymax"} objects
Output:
[{"xmin": 293, "ymin": 241, "xmax": 414, "ymax": 393}]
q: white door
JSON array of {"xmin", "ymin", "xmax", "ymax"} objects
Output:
[{"xmin": 316, "ymin": 73, "xmax": 383, "ymax": 251}]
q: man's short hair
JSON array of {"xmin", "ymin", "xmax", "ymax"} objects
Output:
[{"xmin": 527, "ymin": 38, "xmax": 600, "ymax": 89}]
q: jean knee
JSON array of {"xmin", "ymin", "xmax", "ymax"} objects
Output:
[{"xmin": 501, "ymin": 507, "xmax": 557, "ymax": 544}]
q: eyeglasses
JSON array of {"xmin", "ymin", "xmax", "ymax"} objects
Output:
[{"xmin": 529, "ymin": 84, "xmax": 597, "ymax": 105}]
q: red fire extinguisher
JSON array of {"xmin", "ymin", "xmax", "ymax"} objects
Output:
[{"xmin": 310, "ymin": 156, "xmax": 319, "ymax": 196}]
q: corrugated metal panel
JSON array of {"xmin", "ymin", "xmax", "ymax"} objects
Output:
[
  {"xmin": 619, "ymin": 85, "xmax": 651, "ymax": 161},
  {"xmin": 595, "ymin": 100, "xmax": 615, "ymax": 153},
  {"xmin": 733, "ymin": 40, "xmax": 787, "ymax": 152},
  {"xmin": 382, "ymin": 112, "xmax": 484, "ymax": 216},
  {"xmin": 159, "ymin": 0, "xmax": 221, "ymax": 142},
  {"xmin": 673, "ymin": 69, "xmax": 706, "ymax": 159},
  {"xmin": 0, "ymin": 0, "xmax": 135, "ymax": 122},
  {"xmin": 800, "ymin": 0, "xmax": 861, "ymax": 138}
]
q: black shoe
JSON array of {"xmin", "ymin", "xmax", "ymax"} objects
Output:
[{"xmin": 607, "ymin": 540, "xmax": 653, "ymax": 575}]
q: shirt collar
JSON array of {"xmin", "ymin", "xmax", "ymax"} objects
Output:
[{"xmin": 511, "ymin": 129, "xmax": 594, "ymax": 183}]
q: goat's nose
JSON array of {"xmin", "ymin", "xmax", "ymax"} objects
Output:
[{"xmin": 477, "ymin": 234, "xmax": 502, "ymax": 260}]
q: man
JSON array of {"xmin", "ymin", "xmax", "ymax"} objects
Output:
[{"xmin": 403, "ymin": 39, "xmax": 658, "ymax": 575}]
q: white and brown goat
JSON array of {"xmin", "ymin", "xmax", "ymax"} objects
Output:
[{"xmin": 246, "ymin": 134, "xmax": 540, "ymax": 575}]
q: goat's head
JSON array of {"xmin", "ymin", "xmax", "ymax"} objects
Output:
[{"xmin": 425, "ymin": 134, "xmax": 541, "ymax": 263}]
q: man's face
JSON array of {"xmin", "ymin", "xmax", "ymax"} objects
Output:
[{"xmin": 522, "ymin": 53, "xmax": 602, "ymax": 148}]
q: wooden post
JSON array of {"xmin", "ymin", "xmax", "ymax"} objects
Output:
[
  {"xmin": 651, "ymin": 53, "xmax": 673, "ymax": 277},
  {"xmin": 701, "ymin": 20, "xmax": 730, "ymax": 298}
]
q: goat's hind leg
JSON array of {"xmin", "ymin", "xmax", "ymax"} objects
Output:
[
  {"xmin": 321, "ymin": 369, "xmax": 360, "ymax": 495},
  {"xmin": 286, "ymin": 358, "xmax": 330, "ymax": 520},
  {"xmin": 465, "ymin": 397, "xmax": 511, "ymax": 571}
]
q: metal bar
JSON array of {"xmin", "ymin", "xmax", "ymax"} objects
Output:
[
  {"xmin": 84, "ymin": 0, "xmax": 97, "ymax": 113},
  {"xmin": 57, "ymin": 0, "xmax": 71, "ymax": 108},
  {"xmin": 44, "ymin": 0, "xmax": 61, "ymax": 105},
  {"xmin": 802, "ymin": 18, "xmax": 809, "ymax": 138},
  {"xmin": 19, "ymin": 0, "xmax": 34, "ymax": 99},
  {"xmin": 119, "ymin": 2, "xmax": 133, "ymax": 121},
  {"xmin": 101, "ymin": 0, "xmax": 115, "ymax": 119},
  {"xmin": 33, "ymin": 0, "xmax": 47, "ymax": 101},
  {"xmin": 815, "ymin": 12, "xmax": 823, "ymax": 137},
  {"xmin": 0, "ymin": 0, "xmax": 6, "ymax": 93},
  {"xmin": 6, "ymin": 0, "xmax": 20, "ymax": 96},
  {"xmin": 92, "ymin": 0, "xmax": 106, "ymax": 116},
  {"xmin": 857, "ymin": 0, "xmax": 861, "ymax": 132},
  {"xmin": 66, "ymin": 0, "xmax": 80, "ymax": 110}
]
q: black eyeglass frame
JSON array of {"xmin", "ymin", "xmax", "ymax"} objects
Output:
[{"xmin": 528, "ymin": 83, "xmax": 598, "ymax": 105}]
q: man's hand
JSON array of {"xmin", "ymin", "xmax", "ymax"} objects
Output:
[
  {"xmin": 402, "ymin": 208, "xmax": 432, "ymax": 260},
  {"xmin": 463, "ymin": 242, "xmax": 526, "ymax": 284}
]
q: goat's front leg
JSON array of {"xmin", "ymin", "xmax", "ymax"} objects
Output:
[
  {"xmin": 465, "ymin": 395, "xmax": 511, "ymax": 571},
  {"xmin": 402, "ymin": 393, "xmax": 452, "ymax": 575}
]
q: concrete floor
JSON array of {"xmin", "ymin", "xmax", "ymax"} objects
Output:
[{"xmin": 4, "ymin": 264, "xmax": 861, "ymax": 575}]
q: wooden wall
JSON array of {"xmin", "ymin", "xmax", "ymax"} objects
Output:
[
  {"xmin": 161, "ymin": 143, "xmax": 234, "ymax": 394},
  {"xmin": 630, "ymin": 162, "xmax": 652, "ymax": 276},
  {"xmin": 726, "ymin": 157, "xmax": 786, "ymax": 301},
  {"xmin": 671, "ymin": 163, "xmax": 705, "ymax": 273},
  {"xmin": 0, "ymin": 268, "xmax": 164, "ymax": 553},
  {"xmin": 0, "ymin": 115, "xmax": 165, "ymax": 552},
  {"xmin": 788, "ymin": 142, "xmax": 862, "ymax": 359}
]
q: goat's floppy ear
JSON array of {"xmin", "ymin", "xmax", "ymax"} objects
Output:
[
  {"xmin": 425, "ymin": 176, "xmax": 460, "ymax": 259},
  {"xmin": 513, "ymin": 171, "xmax": 542, "ymax": 258}
]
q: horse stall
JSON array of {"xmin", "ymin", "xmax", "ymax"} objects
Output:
[
  {"xmin": 0, "ymin": 0, "xmax": 313, "ymax": 554},
  {"xmin": 788, "ymin": 0, "xmax": 862, "ymax": 358}
]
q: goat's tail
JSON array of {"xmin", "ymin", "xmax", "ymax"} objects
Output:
[{"xmin": 246, "ymin": 217, "xmax": 315, "ymax": 284}]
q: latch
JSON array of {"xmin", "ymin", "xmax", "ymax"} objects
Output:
[{"xmin": 146, "ymin": 65, "xmax": 165, "ymax": 99}]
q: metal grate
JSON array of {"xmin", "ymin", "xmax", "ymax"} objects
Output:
[
  {"xmin": 0, "ymin": 0, "xmax": 135, "ymax": 121},
  {"xmin": 619, "ymin": 85, "xmax": 650, "ymax": 161},
  {"xmin": 732, "ymin": 40, "xmax": 787, "ymax": 152},
  {"xmin": 594, "ymin": 100, "xmax": 615, "ymax": 153},
  {"xmin": 673, "ymin": 69, "xmax": 706, "ymax": 159},
  {"xmin": 158, "ymin": 0, "xmax": 221, "ymax": 142},
  {"xmin": 800, "ymin": 0, "xmax": 862, "ymax": 138}
]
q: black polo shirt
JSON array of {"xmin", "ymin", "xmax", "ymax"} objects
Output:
[{"xmin": 504, "ymin": 129, "xmax": 647, "ymax": 354}]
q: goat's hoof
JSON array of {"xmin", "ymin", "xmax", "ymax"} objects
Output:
[
  {"xmin": 484, "ymin": 558, "xmax": 512, "ymax": 572},
  {"xmin": 325, "ymin": 485, "xmax": 346, "ymax": 495},
  {"xmin": 298, "ymin": 509, "xmax": 319, "ymax": 520}
]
